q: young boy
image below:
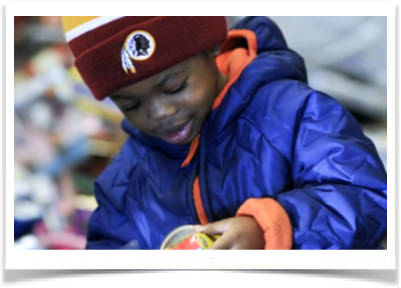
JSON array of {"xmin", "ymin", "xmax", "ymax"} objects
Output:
[{"xmin": 61, "ymin": 16, "xmax": 387, "ymax": 249}]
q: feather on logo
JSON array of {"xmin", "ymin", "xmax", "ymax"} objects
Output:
[{"xmin": 121, "ymin": 30, "xmax": 156, "ymax": 74}]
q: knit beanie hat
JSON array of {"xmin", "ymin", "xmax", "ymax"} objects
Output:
[{"xmin": 61, "ymin": 16, "xmax": 228, "ymax": 100}]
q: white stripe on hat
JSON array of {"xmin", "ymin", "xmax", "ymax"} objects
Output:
[{"xmin": 65, "ymin": 16, "xmax": 125, "ymax": 41}]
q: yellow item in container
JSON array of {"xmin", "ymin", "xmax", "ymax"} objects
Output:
[{"xmin": 160, "ymin": 225, "xmax": 220, "ymax": 250}]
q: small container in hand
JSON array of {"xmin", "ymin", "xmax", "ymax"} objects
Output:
[{"xmin": 160, "ymin": 225, "xmax": 218, "ymax": 250}]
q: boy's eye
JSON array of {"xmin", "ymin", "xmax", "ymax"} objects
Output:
[
  {"xmin": 120, "ymin": 101, "xmax": 141, "ymax": 111},
  {"xmin": 164, "ymin": 81, "xmax": 187, "ymax": 95},
  {"xmin": 123, "ymin": 103, "xmax": 140, "ymax": 111}
]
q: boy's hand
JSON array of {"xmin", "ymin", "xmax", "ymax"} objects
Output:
[{"xmin": 194, "ymin": 216, "xmax": 265, "ymax": 249}]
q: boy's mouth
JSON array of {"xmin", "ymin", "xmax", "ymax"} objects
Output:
[{"xmin": 159, "ymin": 119, "xmax": 193, "ymax": 144}]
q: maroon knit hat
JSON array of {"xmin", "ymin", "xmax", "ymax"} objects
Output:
[{"xmin": 62, "ymin": 16, "xmax": 228, "ymax": 100}]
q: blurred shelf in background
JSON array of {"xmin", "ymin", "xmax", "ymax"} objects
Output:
[{"xmin": 14, "ymin": 16, "xmax": 126, "ymax": 250}]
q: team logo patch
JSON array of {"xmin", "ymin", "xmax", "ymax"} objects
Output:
[{"xmin": 121, "ymin": 30, "xmax": 156, "ymax": 74}]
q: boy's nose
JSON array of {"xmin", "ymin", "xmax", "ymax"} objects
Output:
[{"xmin": 149, "ymin": 100, "xmax": 178, "ymax": 121}]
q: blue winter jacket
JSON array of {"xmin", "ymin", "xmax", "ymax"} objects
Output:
[{"xmin": 86, "ymin": 16, "xmax": 387, "ymax": 249}]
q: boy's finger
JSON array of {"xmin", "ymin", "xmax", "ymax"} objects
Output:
[
  {"xmin": 193, "ymin": 218, "xmax": 233, "ymax": 235},
  {"xmin": 210, "ymin": 233, "xmax": 234, "ymax": 249},
  {"xmin": 193, "ymin": 223, "xmax": 218, "ymax": 235}
]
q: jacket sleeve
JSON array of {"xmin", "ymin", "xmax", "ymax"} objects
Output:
[
  {"xmin": 237, "ymin": 85, "xmax": 387, "ymax": 249},
  {"xmin": 85, "ymin": 183, "xmax": 135, "ymax": 249},
  {"xmin": 85, "ymin": 156, "xmax": 142, "ymax": 249},
  {"xmin": 236, "ymin": 198, "xmax": 293, "ymax": 249}
]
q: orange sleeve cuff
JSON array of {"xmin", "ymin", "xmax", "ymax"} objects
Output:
[{"xmin": 236, "ymin": 198, "xmax": 293, "ymax": 250}]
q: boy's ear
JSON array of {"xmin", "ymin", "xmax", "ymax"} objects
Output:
[
  {"xmin": 210, "ymin": 45, "xmax": 221, "ymax": 57},
  {"xmin": 201, "ymin": 46, "xmax": 221, "ymax": 61}
]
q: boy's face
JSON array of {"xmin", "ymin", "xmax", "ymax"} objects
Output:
[{"xmin": 110, "ymin": 51, "xmax": 226, "ymax": 145}]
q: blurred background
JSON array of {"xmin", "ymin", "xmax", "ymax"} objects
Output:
[{"xmin": 13, "ymin": 16, "xmax": 387, "ymax": 249}]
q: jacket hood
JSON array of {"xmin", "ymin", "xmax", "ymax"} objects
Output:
[
  {"xmin": 226, "ymin": 16, "xmax": 307, "ymax": 80},
  {"xmin": 201, "ymin": 16, "xmax": 307, "ymax": 143}
]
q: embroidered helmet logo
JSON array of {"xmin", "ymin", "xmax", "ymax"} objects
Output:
[{"xmin": 121, "ymin": 30, "xmax": 156, "ymax": 74}]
